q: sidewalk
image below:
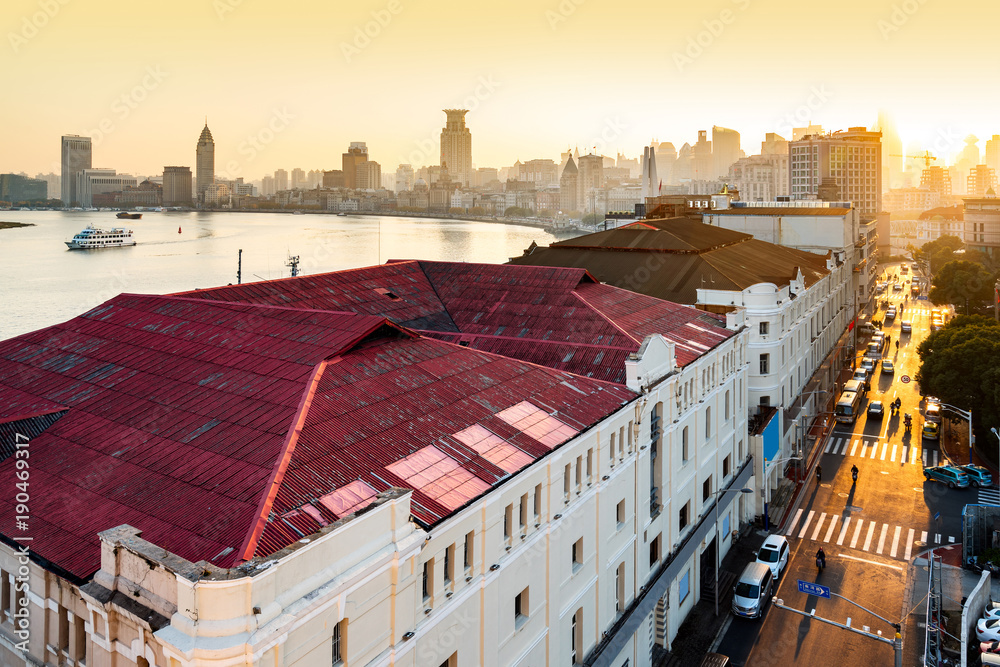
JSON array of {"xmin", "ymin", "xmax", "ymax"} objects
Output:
[{"xmin": 654, "ymin": 529, "xmax": 768, "ymax": 666}]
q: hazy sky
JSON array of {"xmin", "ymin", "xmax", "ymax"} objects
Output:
[{"xmin": 3, "ymin": 0, "xmax": 998, "ymax": 179}]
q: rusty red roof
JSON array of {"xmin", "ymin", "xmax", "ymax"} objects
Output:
[{"xmin": 0, "ymin": 292, "xmax": 632, "ymax": 578}]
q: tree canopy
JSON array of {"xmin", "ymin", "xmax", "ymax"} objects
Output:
[
  {"xmin": 928, "ymin": 260, "xmax": 995, "ymax": 315},
  {"xmin": 917, "ymin": 315, "xmax": 1000, "ymax": 447},
  {"xmin": 915, "ymin": 234, "xmax": 964, "ymax": 273}
]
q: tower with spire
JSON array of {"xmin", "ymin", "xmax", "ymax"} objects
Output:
[{"xmin": 196, "ymin": 121, "xmax": 215, "ymax": 205}]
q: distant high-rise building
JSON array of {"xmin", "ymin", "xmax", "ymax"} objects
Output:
[
  {"xmin": 60, "ymin": 135, "xmax": 92, "ymax": 206},
  {"xmin": 195, "ymin": 123, "xmax": 215, "ymax": 203},
  {"xmin": 576, "ymin": 154, "xmax": 604, "ymax": 213},
  {"xmin": 761, "ymin": 133, "xmax": 788, "ymax": 156},
  {"xmin": 791, "ymin": 123, "xmax": 823, "ymax": 141},
  {"xmin": 75, "ymin": 169, "xmax": 137, "ymax": 208},
  {"xmin": 395, "ymin": 164, "xmax": 414, "ymax": 193},
  {"xmin": 261, "ymin": 175, "xmax": 275, "ymax": 196},
  {"xmin": 986, "ymin": 135, "xmax": 1000, "ymax": 175},
  {"xmin": 559, "ymin": 155, "xmax": 578, "ymax": 213},
  {"xmin": 655, "ymin": 142, "xmax": 677, "ymax": 184},
  {"xmin": 291, "ymin": 168, "xmax": 306, "ymax": 189},
  {"xmin": 307, "ymin": 169, "xmax": 323, "ymax": 189},
  {"xmin": 875, "ymin": 110, "xmax": 902, "ymax": 191},
  {"xmin": 712, "ymin": 126, "xmax": 741, "ymax": 179},
  {"xmin": 967, "ymin": 164, "xmax": 997, "ymax": 197},
  {"xmin": 789, "ymin": 127, "xmax": 882, "ymax": 216},
  {"xmin": 274, "ymin": 169, "xmax": 288, "ymax": 191},
  {"xmin": 954, "ymin": 135, "xmax": 981, "ymax": 195},
  {"xmin": 728, "ymin": 154, "xmax": 789, "ymax": 201},
  {"xmin": 356, "ymin": 161, "xmax": 381, "ymax": 190},
  {"xmin": 440, "ymin": 110, "xmax": 472, "ymax": 187},
  {"xmin": 640, "ymin": 145, "xmax": 659, "ymax": 199},
  {"xmin": 692, "ymin": 131, "xmax": 712, "ymax": 181},
  {"xmin": 33, "ymin": 172, "xmax": 59, "ymax": 199},
  {"xmin": 162, "ymin": 166, "xmax": 192, "ymax": 206},
  {"xmin": 474, "ymin": 167, "xmax": 499, "ymax": 188},
  {"xmin": 0, "ymin": 174, "xmax": 47, "ymax": 202},
  {"xmin": 322, "ymin": 170, "xmax": 345, "ymax": 189},
  {"xmin": 342, "ymin": 142, "xmax": 368, "ymax": 189},
  {"xmin": 920, "ymin": 166, "xmax": 952, "ymax": 196}
]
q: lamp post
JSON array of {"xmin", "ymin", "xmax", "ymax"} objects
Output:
[
  {"xmin": 715, "ymin": 486, "xmax": 753, "ymax": 616},
  {"xmin": 762, "ymin": 452, "xmax": 802, "ymax": 531}
]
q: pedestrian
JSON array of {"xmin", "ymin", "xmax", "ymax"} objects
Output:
[
  {"xmin": 895, "ymin": 340, "xmax": 899, "ymax": 351},
  {"xmin": 886, "ymin": 334, "xmax": 890, "ymax": 349},
  {"xmin": 816, "ymin": 465, "xmax": 822, "ymax": 483}
]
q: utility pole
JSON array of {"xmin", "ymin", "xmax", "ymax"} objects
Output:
[{"xmin": 237, "ymin": 248, "xmax": 242, "ymax": 285}]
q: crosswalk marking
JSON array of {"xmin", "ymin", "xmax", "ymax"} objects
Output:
[
  {"xmin": 934, "ymin": 533, "xmax": 941, "ymax": 544},
  {"xmin": 787, "ymin": 509, "xmax": 803, "ymax": 535},
  {"xmin": 870, "ymin": 443, "xmax": 878, "ymax": 459},
  {"xmin": 824, "ymin": 515, "xmax": 839, "ymax": 543},
  {"xmin": 811, "ymin": 513, "xmax": 827, "ymax": 541},
  {"xmin": 837, "ymin": 439, "xmax": 847, "ymax": 455},
  {"xmin": 922, "ymin": 450, "xmax": 927, "ymax": 465},
  {"xmin": 851, "ymin": 439, "xmax": 860, "ymax": 456},
  {"xmin": 837, "ymin": 517, "xmax": 851, "ymax": 546},
  {"xmin": 904, "ymin": 528, "xmax": 915, "ymax": 561},
  {"xmin": 880, "ymin": 443, "xmax": 888, "ymax": 461},
  {"xmin": 949, "ymin": 536, "xmax": 956, "ymax": 544},
  {"xmin": 911, "ymin": 446, "xmax": 919, "ymax": 465},
  {"xmin": 979, "ymin": 489, "xmax": 1000, "ymax": 505},
  {"xmin": 851, "ymin": 519, "xmax": 864, "ymax": 549},
  {"xmin": 933, "ymin": 451, "xmax": 939, "ymax": 466},
  {"xmin": 890, "ymin": 526, "xmax": 901, "ymax": 558},
  {"xmin": 876, "ymin": 523, "xmax": 888, "ymax": 554},
  {"xmin": 920, "ymin": 530, "xmax": 928, "ymax": 544},
  {"xmin": 891, "ymin": 445, "xmax": 898, "ymax": 462},
  {"xmin": 825, "ymin": 439, "xmax": 834, "ymax": 454},
  {"xmin": 863, "ymin": 522, "xmax": 876, "ymax": 551},
  {"xmin": 798, "ymin": 510, "xmax": 816, "ymax": 539}
]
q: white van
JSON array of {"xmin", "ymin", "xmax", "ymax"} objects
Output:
[{"xmin": 732, "ymin": 561, "xmax": 774, "ymax": 619}]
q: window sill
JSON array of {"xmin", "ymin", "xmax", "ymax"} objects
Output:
[{"xmin": 515, "ymin": 615, "xmax": 529, "ymax": 631}]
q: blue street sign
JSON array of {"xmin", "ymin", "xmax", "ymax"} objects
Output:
[
  {"xmin": 934, "ymin": 511, "xmax": 941, "ymax": 521},
  {"xmin": 797, "ymin": 580, "xmax": 831, "ymax": 598}
]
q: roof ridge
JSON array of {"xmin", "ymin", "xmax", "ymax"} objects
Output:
[
  {"xmin": 237, "ymin": 358, "xmax": 329, "ymax": 563},
  {"xmin": 169, "ymin": 260, "xmax": 423, "ymax": 296},
  {"xmin": 568, "ymin": 289, "xmax": 641, "ymax": 347},
  {"xmin": 126, "ymin": 292, "xmax": 383, "ymax": 321},
  {"xmin": 411, "ymin": 262, "xmax": 461, "ymax": 333}
]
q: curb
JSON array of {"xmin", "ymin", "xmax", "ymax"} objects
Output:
[{"xmin": 775, "ymin": 424, "xmax": 836, "ymax": 531}]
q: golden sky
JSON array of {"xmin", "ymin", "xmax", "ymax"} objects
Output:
[{"xmin": 2, "ymin": 0, "xmax": 998, "ymax": 179}]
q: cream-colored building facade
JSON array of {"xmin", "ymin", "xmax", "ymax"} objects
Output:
[{"xmin": 0, "ymin": 324, "xmax": 753, "ymax": 667}]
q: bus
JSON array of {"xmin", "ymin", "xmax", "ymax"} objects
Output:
[
  {"xmin": 844, "ymin": 378, "xmax": 866, "ymax": 397},
  {"xmin": 835, "ymin": 390, "xmax": 862, "ymax": 424}
]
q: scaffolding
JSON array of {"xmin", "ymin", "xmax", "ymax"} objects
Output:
[{"xmin": 924, "ymin": 551, "xmax": 943, "ymax": 666}]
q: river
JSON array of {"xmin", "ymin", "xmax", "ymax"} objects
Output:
[{"xmin": 0, "ymin": 211, "xmax": 576, "ymax": 340}]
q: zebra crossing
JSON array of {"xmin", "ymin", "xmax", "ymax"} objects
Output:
[
  {"xmin": 785, "ymin": 509, "xmax": 956, "ymax": 562},
  {"xmin": 823, "ymin": 436, "xmax": 936, "ymax": 466},
  {"xmin": 978, "ymin": 488, "xmax": 1000, "ymax": 505}
]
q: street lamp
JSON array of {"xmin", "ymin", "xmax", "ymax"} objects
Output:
[
  {"xmin": 762, "ymin": 452, "xmax": 802, "ymax": 531},
  {"xmin": 715, "ymin": 486, "xmax": 753, "ymax": 616}
]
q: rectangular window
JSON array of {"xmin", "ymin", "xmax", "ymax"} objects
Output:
[
  {"xmin": 575, "ymin": 456, "xmax": 582, "ymax": 490},
  {"xmin": 759, "ymin": 321, "xmax": 769, "ymax": 336},
  {"xmin": 444, "ymin": 544, "xmax": 454, "ymax": 586},
  {"xmin": 703, "ymin": 476, "xmax": 712, "ymax": 502},
  {"xmin": 705, "ymin": 407, "xmax": 711, "ymax": 439},
  {"xmin": 609, "ymin": 432, "xmax": 616, "ymax": 464},
  {"xmin": 682, "ymin": 426, "xmax": 689, "ymax": 462},
  {"xmin": 615, "ymin": 562, "xmax": 626, "ymax": 612},
  {"xmin": 519, "ymin": 494, "xmax": 528, "ymax": 531},
  {"xmin": 515, "ymin": 587, "xmax": 529, "ymax": 628},
  {"xmin": 723, "ymin": 455, "xmax": 731, "ymax": 478},
  {"xmin": 464, "ymin": 530, "xmax": 474, "ymax": 572},
  {"xmin": 725, "ymin": 391, "xmax": 730, "ymax": 421},
  {"xmin": 564, "ymin": 464, "xmax": 571, "ymax": 500},
  {"xmin": 534, "ymin": 484, "xmax": 542, "ymax": 520},
  {"xmin": 572, "ymin": 537, "xmax": 583, "ymax": 572},
  {"xmin": 571, "ymin": 608, "xmax": 583, "ymax": 665},
  {"xmin": 679, "ymin": 569, "xmax": 691, "ymax": 604},
  {"xmin": 332, "ymin": 620, "xmax": 344, "ymax": 665},
  {"xmin": 759, "ymin": 353, "xmax": 769, "ymax": 375},
  {"xmin": 679, "ymin": 502, "xmax": 689, "ymax": 531},
  {"xmin": 617, "ymin": 499, "xmax": 625, "ymax": 526},
  {"xmin": 422, "ymin": 559, "xmax": 434, "ymax": 602},
  {"xmin": 504, "ymin": 504, "xmax": 513, "ymax": 542},
  {"xmin": 649, "ymin": 533, "xmax": 661, "ymax": 567},
  {"xmin": 627, "ymin": 422, "xmax": 633, "ymax": 451},
  {"xmin": 586, "ymin": 448, "xmax": 593, "ymax": 482}
]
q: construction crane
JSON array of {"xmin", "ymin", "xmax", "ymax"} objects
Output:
[{"xmin": 890, "ymin": 151, "xmax": 937, "ymax": 168}]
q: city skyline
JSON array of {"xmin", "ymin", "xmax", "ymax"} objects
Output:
[{"xmin": 3, "ymin": 0, "xmax": 1000, "ymax": 177}]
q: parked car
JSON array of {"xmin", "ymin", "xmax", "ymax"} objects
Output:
[
  {"xmin": 978, "ymin": 617, "xmax": 1000, "ymax": 642},
  {"xmin": 923, "ymin": 421, "xmax": 940, "ymax": 440},
  {"xmin": 924, "ymin": 465, "xmax": 970, "ymax": 489},
  {"xmin": 852, "ymin": 368, "xmax": 870, "ymax": 384},
  {"xmin": 860, "ymin": 358, "xmax": 875, "ymax": 373},
  {"xmin": 755, "ymin": 535, "xmax": 789, "ymax": 580},
  {"xmin": 867, "ymin": 400, "xmax": 884, "ymax": 419},
  {"xmin": 732, "ymin": 562, "xmax": 773, "ymax": 619},
  {"xmin": 881, "ymin": 359, "xmax": 895, "ymax": 374},
  {"xmin": 866, "ymin": 342, "xmax": 882, "ymax": 359},
  {"xmin": 962, "ymin": 465, "xmax": 993, "ymax": 488},
  {"xmin": 901, "ymin": 320, "xmax": 912, "ymax": 333},
  {"xmin": 886, "ymin": 307, "xmax": 897, "ymax": 320}
]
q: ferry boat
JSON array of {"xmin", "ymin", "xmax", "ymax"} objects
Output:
[
  {"xmin": 116, "ymin": 211, "xmax": 142, "ymax": 219},
  {"xmin": 65, "ymin": 225, "xmax": 136, "ymax": 250}
]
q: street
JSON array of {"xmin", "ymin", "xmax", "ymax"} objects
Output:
[{"xmin": 716, "ymin": 262, "xmax": 977, "ymax": 666}]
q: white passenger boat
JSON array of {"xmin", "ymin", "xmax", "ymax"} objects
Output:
[{"xmin": 65, "ymin": 225, "xmax": 136, "ymax": 249}]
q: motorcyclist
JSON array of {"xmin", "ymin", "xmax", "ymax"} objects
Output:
[
  {"xmin": 851, "ymin": 464, "xmax": 859, "ymax": 481},
  {"xmin": 894, "ymin": 397, "xmax": 902, "ymax": 411},
  {"xmin": 816, "ymin": 546, "xmax": 826, "ymax": 570}
]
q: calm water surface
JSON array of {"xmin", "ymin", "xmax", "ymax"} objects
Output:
[{"xmin": 0, "ymin": 211, "xmax": 574, "ymax": 340}]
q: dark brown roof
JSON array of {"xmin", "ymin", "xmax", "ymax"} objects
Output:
[{"xmin": 509, "ymin": 219, "xmax": 831, "ymax": 304}]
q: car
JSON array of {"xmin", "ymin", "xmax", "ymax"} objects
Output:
[
  {"xmin": 866, "ymin": 342, "xmax": 882, "ymax": 359},
  {"xmin": 978, "ymin": 617, "xmax": 1000, "ymax": 642},
  {"xmin": 924, "ymin": 465, "xmax": 969, "ymax": 489},
  {"xmin": 962, "ymin": 465, "xmax": 993, "ymax": 488},
  {"xmin": 871, "ymin": 331, "xmax": 885, "ymax": 347},
  {"xmin": 926, "ymin": 395, "xmax": 942, "ymax": 410},
  {"xmin": 881, "ymin": 359, "xmax": 894, "ymax": 374},
  {"xmin": 893, "ymin": 283, "xmax": 903, "ymax": 291},
  {"xmin": 901, "ymin": 320, "xmax": 912, "ymax": 333},
  {"xmin": 886, "ymin": 307, "xmax": 897, "ymax": 320},
  {"xmin": 923, "ymin": 421, "xmax": 940, "ymax": 440},
  {"xmin": 867, "ymin": 400, "xmax": 884, "ymax": 419},
  {"xmin": 860, "ymin": 357, "xmax": 875, "ymax": 373},
  {"xmin": 852, "ymin": 368, "xmax": 870, "ymax": 384},
  {"xmin": 755, "ymin": 534, "xmax": 789, "ymax": 580}
]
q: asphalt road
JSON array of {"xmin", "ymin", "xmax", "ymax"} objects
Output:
[{"xmin": 716, "ymin": 262, "xmax": 978, "ymax": 666}]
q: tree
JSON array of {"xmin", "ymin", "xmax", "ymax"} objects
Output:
[
  {"xmin": 928, "ymin": 260, "xmax": 995, "ymax": 315},
  {"xmin": 917, "ymin": 316, "xmax": 1000, "ymax": 454},
  {"xmin": 915, "ymin": 234, "xmax": 964, "ymax": 273},
  {"xmin": 504, "ymin": 206, "xmax": 532, "ymax": 218},
  {"xmin": 582, "ymin": 213, "xmax": 602, "ymax": 226}
]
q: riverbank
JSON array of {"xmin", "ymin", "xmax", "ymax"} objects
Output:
[{"xmin": 0, "ymin": 221, "xmax": 34, "ymax": 230}]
